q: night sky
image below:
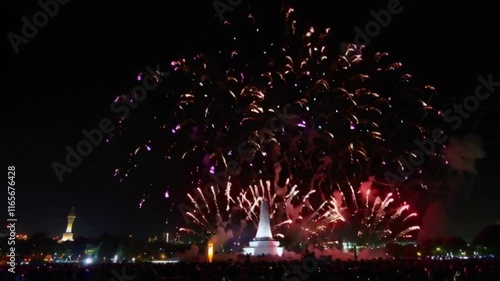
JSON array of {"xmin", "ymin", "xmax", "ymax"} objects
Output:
[{"xmin": 4, "ymin": 0, "xmax": 500, "ymax": 241}]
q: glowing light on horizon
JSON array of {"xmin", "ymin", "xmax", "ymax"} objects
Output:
[{"xmin": 207, "ymin": 243, "xmax": 213, "ymax": 263}]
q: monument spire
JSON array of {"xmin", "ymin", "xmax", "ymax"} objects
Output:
[
  {"xmin": 59, "ymin": 207, "xmax": 76, "ymax": 243},
  {"xmin": 243, "ymin": 198, "xmax": 283, "ymax": 256},
  {"xmin": 255, "ymin": 199, "xmax": 273, "ymax": 240}
]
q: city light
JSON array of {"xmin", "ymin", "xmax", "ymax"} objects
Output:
[{"xmin": 207, "ymin": 243, "xmax": 214, "ymax": 263}]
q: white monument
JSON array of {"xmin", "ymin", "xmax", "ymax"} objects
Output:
[
  {"xmin": 59, "ymin": 207, "xmax": 76, "ymax": 243},
  {"xmin": 243, "ymin": 199, "xmax": 283, "ymax": 256}
]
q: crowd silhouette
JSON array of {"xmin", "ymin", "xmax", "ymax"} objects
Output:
[{"xmin": 2, "ymin": 257, "xmax": 498, "ymax": 281}]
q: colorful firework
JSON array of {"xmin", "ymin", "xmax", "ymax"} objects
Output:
[
  {"xmin": 179, "ymin": 178, "xmax": 418, "ymax": 247},
  {"xmin": 345, "ymin": 178, "xmax": 420, "ymax": 246},
  {"xmin": 178, "ymin": 180, "xmax": 345, "ymax": 241},
  {"xmin": 112, "ymin": 5, "xmax": 443, "ymax": 242}
]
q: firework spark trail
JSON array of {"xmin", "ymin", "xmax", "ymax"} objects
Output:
[
  {"xmin": 328, "ymin": 197, "xmax": 344, "ymax": 222},
  {"xmin": 260, "ymin": 182, "xmax": 266, "ymax": 202},
  {"xmin": 371, "ymin": 197, "xmax": 382, "ymax": 214},
  {"xmin": 372, "ymin": 193, "xmax": 393, "ymax": 224},
  {"xmin": 187, "ymin": 193, "xmax": 207, "ymax": 223},
  {"xmin": 273, "ymin": 219, "xmax": 293, "ymax": 228},
  {"xmin": 308, "ymin": 200, "xmax": 329, "ymax": 221},
  {"xmin": 381, "ymin": 193, "xmax": 394, "ymax": 209},
  {"xmin": 178, "ymin": 228, "xmax": 196, "ymax": 234},
  {"xmin": 225, "ymin": 182, "xmax": 234, "ymax": 211},
  {"xmin": 197, "ymin": 187, "xmax": 211, "ymax": 214},
  {"xmin": 249, "ymin": 185, "xmax": 257, "ymax": 205},
  {"xmin": 186, "ymin": 212, "xmax": 206, "ymax": 227},
  {"xmin": 301, "ymin": 189, "xmax": 317, "ymax": 214},
  {"xmin": 348, "ymin": 181, "xmax": 358, "ymax": 210},
  {"xmin": 266, "ymin": 181, "xmax": 272, "ymax": 207},
  {"xmin": 403, "ymin": 212, "xmax": 418, "ymax": 222},
  {"xmin": 391, "ymin": 204, "xmax": 410, "ymax": 220},
  {"xmin": 398, "ymin": 226, "xmax": 421, "ymax": 238},
  {"xmin": 239, "ymin": 190, "xmax": 259, "ymax": 221},
  {"xmin": 236, "ymin": 194, "xmax": 248, "ymax": 214},
  {"xmin": 211, "ymin": 185, "xmax": 221, "ymax": 219}
]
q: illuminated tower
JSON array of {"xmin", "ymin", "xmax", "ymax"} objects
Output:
[
  {"xmin": 255, "ymin": 199, "xmax": 273, "ymax": 240},
  {"xmin": 59, "ymin": 207, "xmax": 76, "ymax": 242},
  {"xmin": 243, "ymin": 199, "xmax": 283, "ymax": 256}
]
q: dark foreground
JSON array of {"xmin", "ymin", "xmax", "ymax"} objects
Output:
[{"xmin": 1, "ymin": 258, "xmax": 499, "ymax": 281}]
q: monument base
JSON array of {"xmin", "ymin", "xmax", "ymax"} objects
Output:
[
  {"xmin": 59, "ymin": 233, "xmax": 74, "ymax": 243},
  {"xmin": 243, "ymin": 240, "xmax": 283, "ymax": 256}
]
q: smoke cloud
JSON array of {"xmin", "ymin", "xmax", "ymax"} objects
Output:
[
  {"xmin": 173, "ymin": 244, "xmax": 200, "ymax": 260},
  {"xmin": 443, "ymin": 134, "xmax": 484, "ymax": 174},
  {"xmin": 209, "ymin": 226, "xmax": 234, "ymax": 249},
  {"xmin": 174, "ymin": 244, "xmax": 388, "ymax": 262},
  {"xmin": 417, "ymin": 202, "xmax": 450, "ymax": 242}
]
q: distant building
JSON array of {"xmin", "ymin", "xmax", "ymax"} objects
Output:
[
  {"xmin": 148, "ymin": 235, "xmax": 159, "ymax": 243},
  {"xmin": 147, "ymin": 233, "xmax": 173, "ymax": 243},
  {"xmin": 59, "ymin": 207, "xmax": 76, "ymax": 243}
]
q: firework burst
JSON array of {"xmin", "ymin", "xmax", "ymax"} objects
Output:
[
  {"xmin": 113, "ymin": 5, "xmax": 444, "ymax": 244},
  {"xmin": 346, "ymin": 179, "xmax": 420, "ymax": 246},
  {"xmin": 179, "ymin": 180, "xmax": 345, "ymax": 242},
  {"xmin": 179, "ymin": 178, "xmax": 418, "ymax": 247}
]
